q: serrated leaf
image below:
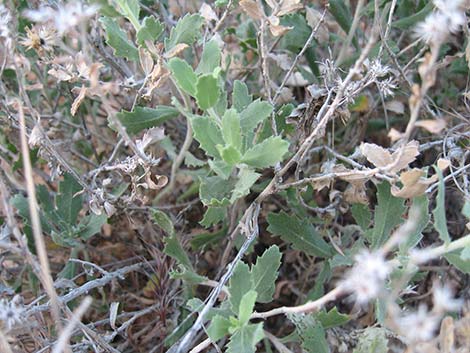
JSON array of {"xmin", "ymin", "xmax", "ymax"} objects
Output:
[
  {"xmin": 219, "ymin": 145, "xmax": 242, "ymax": 165},
  {"xmin": 165, "ymin": 13, "xmax": 204, "ymax": 50},
  {"xmin": 351, "ymin": 203, "xmax": 371, "ymax": 231},
  {"xmin": 114, "ymin": 106, "xmax": 178, "ymax": 134},
  {"xmin": 231, "ymin": 168, "xmax": 260, "ymax": 202},
  {"xmin": 432, "ymin": 167, "xmax": 450, "ymax": 244},
  {"xmin": 399, "ymin": 195, "xmax": 429, "ymax": 252},
  {"xmin": 207, "ymin": 315, "xmax": 232, "ymax": 341},
  {"xmin": 191, "ymin": 116, "xmax": 224, "ymax": 157},
  {"xmin": 370, "ymin": 182, "xmax": 406, "ymax": 249},
  {"xmin": 200, "ymin": 207, "xmax": 227, "ymax": 227},
  {"xmin": 250, "ymin": 245, "xmax": 281, "ymax": 302},
  {"xmin": 445, "ymin": 250, "xmax": 470, "ymax": 274},
  {"xmin": 240, "ymin": 99, "xmax": 273, "ymax": 134},
  {"xmin": 229, "ymin": 262, "xmax": 252, "ymax": 314},
  {"xmin": 164, "ymin": 235, "xmax": 193, "ymax": 270},
  {"xmin": 221, "ymin": 109, "xmax": 242, "ymax": 151},
  {"xmin": 267, "ymin": 212, "xmax": 332, "ymax": 258},
  {"xmin": 170, "ymin": 265, "xmax": 206, "ymax": 283},
  {"xmin": 315, "ymin": 307, "xmax": 349, "ymax": 329},
  {"xmin": 56, "ymin": 173, "xmax": 82, "ymax": 225},
  {"xmin": 353, "ymin": 327, "xmax": 388, "ymax": 353},
  {"xmin": 226, "ymin": 323, "xmax": 264, "ymax": 353},
  {"xmin": 168, "ymin": 58, "xmax": 197, "ymax": 96},
  {"xmin": 208, "ymin": 159, "xmax": 233, "ymax": 180},
  {"xmin": 288, "ymin": 313, "xmax": 329, "ymax": 353},
  {"xmin": 199, "ymin": 176, "xmax": 234, "ymax": 207},
  {"xmin": 242, "ymin": 136, "xmax": 289, "ymax": 168},
  {"xmin": 233, "ymin": 80, "xmax": 252, "ymax": 112},
  {"xmin": 151, "ymin": 209, "xmax": 175, "ymax": 236},
  {"xmin": 238, "ymin": 290, "xmax": 257, "ymax": 325},
  {"xmin": 196, "ymin": 74, "xmax": 221, "ymax": 110},
  {"xmin": 100, "ymin": 17, "xmax": 139, "ymax": 61},
  {"xmin": 137, "ymin": 16, "xmax": 164, "ymax": 45},
  {"xmin": 115, "ymin": 0, "xmax": 140, "ymax": 29},
  {"xmin": 196, "ymin": 39, "xmax": 221, "ymax": 74}
]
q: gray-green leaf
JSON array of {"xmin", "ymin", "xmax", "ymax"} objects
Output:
[
  {"xmin": 242, "ymin": 136, "xmax": 289, "ymax": 168},
  {"xmin": 191, "ymin": 116, "xmax": 224, "ymax": 157},
  {"xmin": 250, "ymin": 245, "xmax": 282, "ymax": 303},
  {"xmin": 240, "ymin": 99, "xmax": 273, "ymax": 134},
  {"xmin": 115, "ymin": 106, "xmax": 179, "ymax": 134},
  {"xmin": 267, "ymin": 212, "xmax": 332, "ymax": 258},
  {"xmin": 100, "ymin": 17, "xmax": 139, "ymax": 61},
  {"xmin": 226, "ymin": 323, "xmax": 264, "ymax": 353},
  {"xmin": 195, "ymin": 74, "xmax": 221, "ymax": 110},
  {"xmin": 137, "ymin": 16, "xmax": 164, "ymax": 45},
  {"xmin": 165, "ymin": 13, "xmax": 204, "ymax": 50},
  {"xmin": 432, "ymin": 167, "xmax": 450, "ymax": 244},
  {"xmin": 196, "ymin": 39, "xmax": 221, "ymax": 74},
  {"xmin": 168, "ymin": 58, "xmax": 198, "ymax": 96},
  {"xmin": 233, "ymin": 80, "xmax": 252, "ymax": 112}
]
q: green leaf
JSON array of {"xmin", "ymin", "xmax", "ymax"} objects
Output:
[
  {"xmin": 232, "ymin": 80, "xmax": 252, "ymax": 112},
  {"xmin": 207, "ymin": 315, "xmax": 232, "ymax": 341},
  {"xmin": 399, "ymin": 195, "xmax": 430, "ymax": 252},
  {"xmin": 288, "ymin": 313, "xmax": 329, "ymax": 353},
  {"xmin": 329, "ymin": 0, "xmax": 353, "ymax": 34},
  {"xmin": 392, "ymin": 2, "xmax": 433, "ymax": 29},
  {"xmin": 445, "ymin": 250, "xmax": 470, "ymax": 274},
  {"xmin": 137, "ymin": 16, "xmax": 164, "ymax": 45},
  {"xmin": 115, "ymin": 0, "xmax": 141, "ymax": 30},
  {"xmin": 242, "ymin": 136, "xmax": 289, "ymax": 168},
  {"xmin": 208, "ymin": 159, "xmax": 233, "ymax": 179},
  {"xmin": 196, "ymin": 39, "xmax": 221, "ymax": 74},
  {"xmin": 221, "ymin": 109, "xmax": 242, "ymax": 151},
  {"xmin": 170, "ymin": 265, "xmax": 206, "ymax": 283},
  {"xmin": 219, "ymin": 145, "xmax": 242, "ymax": 165},
  {"xmin": 115, "ymin": 106, "xmax": 178, "ymax": 134},
  {"xmin": 238, "ymin": 290, "xmax": 257, "ymax": 325},
  {"xmin": 351, "ymin": 203, "xmax": 371, "ymax": 231},
  {"xmin": 432, "ymin": 167, "xmax": 450, "ymax": 244},
  {"xmin": 195, "ymin": 74, "xmax": 221, "ymax": 110},
  {"xmin": 100, "ymin": 17, "xmax": 139, "ymax": 61},
  {"xmin": 250, "ymin": 245, "xmax": 282, "ymax": 303},
  {"xmin": 191, "ymin": 116, "xmax": 224, "ymax": 157},
  {"xmin": 231, "ymin": 168, "xmax": 260, "ymax": 202},
  {"xmin": 199, "ymin": 176, "xmax": 234, "ymax": 206},
  {"xmin": 77, "ymin": 214, "xmax": 107, "ymax": 240},
  {"xmin": 226, "ymin": 323, "xmax": 264, "ymax": 353},
  {"xmin": 370, "ymin": 182, "xmax": 406, "ymax": 249},
  {"xmin": 165, "ymin": 13, "xmax": 204, "ymax": 50},
  {"xmin": 151, "ymin": 209, "xmax": 175, "ymax": 236},
  {"xmin": 267, "ymin": 212, "xmax": 332, "ymax": 258},
  {"xmin": 56, "ymin": 173, "xmax": 82, "ymax": 225},
  {"xmin": 353, "ymin": 327, "xmax": 388, "ymax": 353},
  {"xmin": 229, "ymin": 262, "xmax": 252, "ymax": 314},
  {"xmin": 164, "ymin": 235, "xmax": 193, "ymax": 270},
  {"xmin": 240, "ymin": 99, "xmax": 273, "ymax": 134},
  {"xmin": 200, "ymin": 207, "xmax": 227, "ymax": 227},
  {"xmin": 315, "ymin": 307, "xmax": 349, "ymax": 329},
  {"xmin": 190, "ymin": 227, "xmax": 227, "ymax": 250},
  {"xmin": 167, "ymin": 58, "xmax": 197, "ymax": 96}
]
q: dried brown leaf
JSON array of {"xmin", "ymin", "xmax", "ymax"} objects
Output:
[
  {"xmin": 71, "ymin": 85, "xmax": 87, "ymax": 116},
  {"xmin": 139, "ymin": 48, "xmax": 154, "ymax": 75},
  {"xmin": 437, "ymin": 158, "xmax": 451, "ymax": 171},
  {"xmin": 164, "ymin": 43, "xmax": 189, "ymax": 58},
  {"xmin": 269, "ymin": 23, "xmax": 292, "ymax": 36},
  {"xmin": 277, "ymin": 0, "xmax": 303, "ymax": 16},
  {"xmin": 199, "ymin": 3, "xmax": 218, "ymax": 22},
  {"xmin": 360, "ymin": 142, "xmax": 393, "ymax": 168},
  {"xmin": 390, "ymin": 140, "xmax": 420, "ymax": 173},
  {"xmin": 344, "ymin": 180, "xmax": 368, "ymax": 205},
  {"xmin": 240, "ymin": 0, "xmax": 264, "ymax": 20},
  {"xmin": 388, "ymin": 128, "xmax": 404, "ymax": 142},
  {"xmin": 391, "ymin": 168, "xmax": 437, "ymax": 198},
  {"xmin": 415, "ymin": 119, "xmax": 446, "ymax": 134}
]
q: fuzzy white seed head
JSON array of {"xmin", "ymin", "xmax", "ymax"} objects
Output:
[
  {"xmin": 0, "ymin": 298, "xmax": 24, "ymax": 330},
  {"xmin": 397, "ymin": 305, "xmax": 440, "ymax": 342},
  {"xmin": 343, "ymin": 250, "xmax": 391, "ymax": 304}
]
